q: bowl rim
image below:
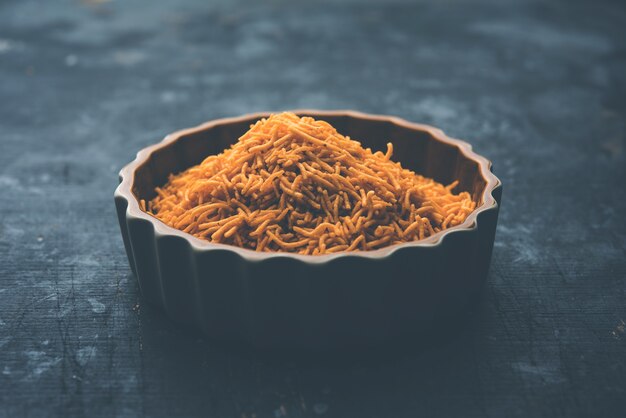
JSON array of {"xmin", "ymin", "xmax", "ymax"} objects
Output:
[{"xmin": 115, "ymin": 109, "xmax": 501, "ymax": 263}]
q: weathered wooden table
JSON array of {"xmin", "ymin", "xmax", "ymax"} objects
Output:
[{"xmin": 1, "ymin": 0, "xmax": 624, "ymax": 416}]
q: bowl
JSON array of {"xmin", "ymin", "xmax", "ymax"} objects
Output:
[{"xmin": 114, "ymin": 110, "xmax": 502, "ymax": 349}]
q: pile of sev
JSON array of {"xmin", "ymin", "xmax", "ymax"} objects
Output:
[{"xmin": 145, "ymin": 113, "xmax": 476, "ymax": 255}]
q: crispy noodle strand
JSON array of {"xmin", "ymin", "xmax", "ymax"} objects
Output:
[{"xmin": 147, "ymin": 113, "xmax": 476, "ymax": 254}]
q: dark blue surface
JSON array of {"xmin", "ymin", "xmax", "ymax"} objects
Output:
[{"xmin": 1, "ymin": 0, "xmax": 625, "ymax": 417}]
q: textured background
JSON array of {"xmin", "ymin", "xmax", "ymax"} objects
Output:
[{"xmin": 1, "ymin": 0, "xmax": 625, "ymax": 417}]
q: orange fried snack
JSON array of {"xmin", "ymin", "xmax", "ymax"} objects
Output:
[{"xmin": 146, "ymin": 113, "xmax": 476, "ymax": 255}]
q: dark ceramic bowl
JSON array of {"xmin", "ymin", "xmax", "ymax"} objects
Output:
[{"xmin": 114, "ymin": 110, "xmax": 502, "ymax": 349}]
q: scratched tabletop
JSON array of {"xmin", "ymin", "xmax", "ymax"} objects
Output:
[{"xmin": 1, "ymin": 0, "xmax": 625, "ymax": 417}]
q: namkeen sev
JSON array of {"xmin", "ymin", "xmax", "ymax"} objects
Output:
[{"xmin": 144, "ymin": 113, "xmax": 476, "ymax": 255}]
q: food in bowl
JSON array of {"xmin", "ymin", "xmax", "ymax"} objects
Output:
[
  {"xmin": 144, "ymin": 113, "xmax": 476, "ymax": 255},
  {"xmin": 115, "ymin": 110, "xmax": 502, "ymax": 348}
]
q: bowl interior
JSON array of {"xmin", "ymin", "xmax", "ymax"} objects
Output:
[{"xmin": 131, "ymin": 114, "xmax": 487, "ymax": 208}]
